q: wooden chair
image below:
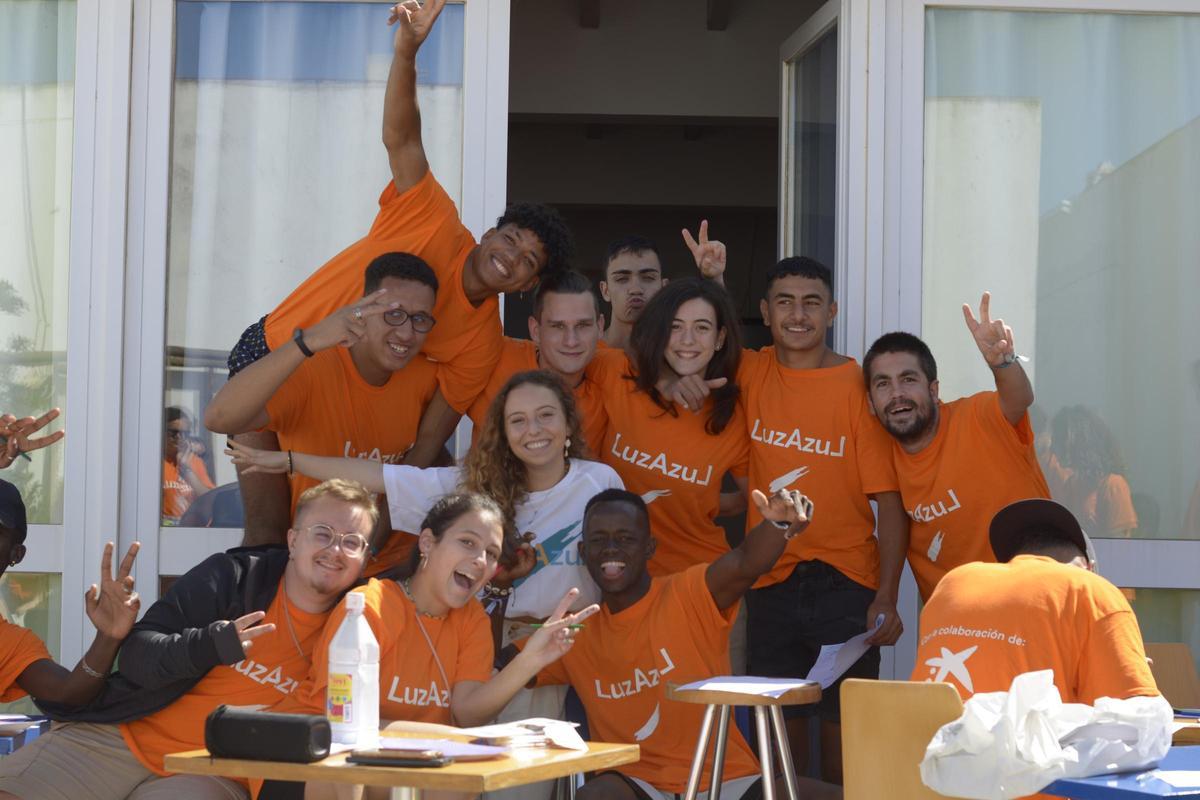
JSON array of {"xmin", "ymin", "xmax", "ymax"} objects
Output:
[
  {"xmin": 840, "ymin": 679, "xmax": 962, "ymax": 800},
  {"xmin": 1144, "ymin": 642, "xmax": 1200, "ymax": 709}
]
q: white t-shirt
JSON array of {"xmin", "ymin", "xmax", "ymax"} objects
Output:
[{"xmin": 381, "ymin": 459, "xmax": 624, "ymax": 619}]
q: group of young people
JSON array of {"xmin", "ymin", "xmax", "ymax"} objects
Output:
[{"xmin": 0, "ymin": 1, "xmax": 1164, "ymax": 799}]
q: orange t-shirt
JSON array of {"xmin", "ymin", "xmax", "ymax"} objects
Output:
[
  {"xmin": 121, "ymin": 583, "xmax": 329, "ymax": 775},
  {"xmin": 265, "ymin": 347, "xmax": 440, "ymax": 514},
  {"xmin": 161, "ymin": 455, "xmax": 215, "ymax": 523},
  {"xmin": 1054, "ymin": 472, "xmax": 1138, "ymax": 536},
  {"xmin": 893, "ymin": 392, "xmax": 1051, "ymax": 601},
  {"xmin": 912, "ymin": 555, "xmax": 1158, "ymax": 704},
  {"xmin": 590, "ymin": 350, "xmax": 749, "ymax": 576},
  {"xmin": 0, "ymin": 619, "xmax": 51, "ymax": 702},
  {"xmin": 282, "ymin": 578, "xmax": 493, "ymax": 724},
  {"xmin": 262, "ymin": 170, "xmax": 500, "ymax": 414},
  {"xmin": 738, "ymin": 351, "xmax": 897, "ymax": 589},
  {"xmin": 466, "ymin": 337, "xmax": 609, "ymax": 457},
  {"xmin": 529, "ymin": 564, "xmax": 759, "ymax": 793}
]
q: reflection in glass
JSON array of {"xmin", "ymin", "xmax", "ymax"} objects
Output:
[
  {"xmin": 0, "ymin": 573, "xmax": 61, "ymax": 714},
  {"xmin": 790, "ymin": 25, "xmax": 837, "ymax": 269},
  {"xmin": 0, "ymin": 0, "xmax": 75, "ymax": 524},
  {"xmin": 163, "ymin": 1, "xmax": 464, "ymax": 526},
  {"xmin": 1123, "ymin": 588, "xmax": 1200, "ymax": 677},
  {"xmin": 923, "ymin": 9, "xmax": 1200, "ymax": 539}
]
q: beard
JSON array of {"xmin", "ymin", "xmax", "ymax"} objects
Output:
[{"xmin": 881, "ymin": 393, "xmax": 938, "ymax": 446}]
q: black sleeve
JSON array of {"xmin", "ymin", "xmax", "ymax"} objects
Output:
[{"xmin": 117, "ymin": 553, "xmax": 248, "ymax": 690}]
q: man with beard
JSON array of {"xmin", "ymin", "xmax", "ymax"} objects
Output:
[{"xmin": 863, "ymin": 293, "xmax": 1050, "ymax": 601}]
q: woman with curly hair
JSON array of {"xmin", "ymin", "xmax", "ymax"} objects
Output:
[{"xmin": 227, "ymin": 370, "xmax": 622, "ymax": 736}]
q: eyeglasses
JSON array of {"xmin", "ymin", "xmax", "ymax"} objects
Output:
[
  {"xmin": 164, "ymin": 428, "xmax": 188, "ymax": 440},
  {"xmin": 303, "ymin": 524, "xmax": 370, "ymax": 557},
  {"xmin": 383, "ymin": 308, "xmax": 436, "ymax": 333}
]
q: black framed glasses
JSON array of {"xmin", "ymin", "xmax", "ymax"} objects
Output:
[
  {"xmin": 383, "ymin": 308, "xmax": 436, "ymax": 333},
  {"xmin": 303, "ymin": 524, "xmax": 369, "ymax": 557}
]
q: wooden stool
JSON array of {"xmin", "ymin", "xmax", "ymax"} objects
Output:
[{"xmin": 666, "ymin": 682, "xmax": 821, "ymax": 800}]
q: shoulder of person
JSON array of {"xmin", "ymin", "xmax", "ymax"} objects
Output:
[{"xmin": 573, "ymin": 458, "xmax": 623, "ymax": 486}]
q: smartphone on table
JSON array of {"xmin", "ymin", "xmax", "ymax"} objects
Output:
[{"xmin": 346, "ymin": 748, "xmax": 453, "ymax": 768}]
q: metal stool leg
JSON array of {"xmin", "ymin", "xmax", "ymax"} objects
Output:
[
  {"xmin": 708, "ymin": 704, "xmax": 732, "ymax": 800},
  {"xmin": 683, "ymin": 704, "xmax": 718, "ymax": 800},
  {"xmin": 768, "ymin": 705, "xmax": 801, "ymax": 800},
  {"xmin": 568, "ymin": 771, "xmax": 577, "ymax": 800},
  {"xmin": 754, "ymin": 706, "xmax": 776, "ymax": 800}
]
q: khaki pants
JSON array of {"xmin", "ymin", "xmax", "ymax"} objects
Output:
[{"xmin": 0, "ymin": 721, "xmax": 248, "ymax": 800}]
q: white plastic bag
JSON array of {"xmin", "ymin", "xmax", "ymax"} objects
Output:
[{"xmin": 919, "ymin": 670, "xmax": 1173, "ymax": 800}]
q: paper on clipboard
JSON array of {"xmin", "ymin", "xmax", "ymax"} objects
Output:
[{"xmin": 804, "ymin": 614, "xmax": 884, "ymax": 689}]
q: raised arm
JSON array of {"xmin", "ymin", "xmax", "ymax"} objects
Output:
[
  {"xmin": 682, "ymin": 219, "xmax": 727, "ymax": 287},
  {"xmin": 706, "ymin": 488, "xmax": 813, "ymax": 610},
  {"xmin": 383, "ymin": 0, "xmax": 448, "ymax": 193},
  {"xmin": 18, "ymin": 542, "xmax": 141, "ymax": 707},
  {"xmin": 205, "ymin": 291, "xmax": 396, "ymax": 434},
  {"xmin": 963, "ymin": 292, "xmax": 1034, "ymax": 426},
  {"xmin": 225, "ymin": 440, "xmax": 387, "ymax": 493}
]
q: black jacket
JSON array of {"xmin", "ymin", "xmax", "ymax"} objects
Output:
[{"xmin": 38, "ymin": 546, "xmax": 290, "ymax": 722}]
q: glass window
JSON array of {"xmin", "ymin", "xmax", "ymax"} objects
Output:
[
  {"xmin": 162, "ymin": 1, "xmax": 465, "ymax": 526},
  {"xmin": 0, "ymin": 573, "xmax": 61, "ymax": 714},
  {"xmin": 789, "ymin": 25, "xmax": 837, "ymax": 269},
  {"xmin": 1123, "ymin": 587, "xmax": 1200, "ymax": 673},
  {"xmin": 0, "ymin": 0, "xmax": 74, "ymax": 525},
  {"xmin": 923, "ymin": 9, "xmax": 1200, "ymax": 540}
]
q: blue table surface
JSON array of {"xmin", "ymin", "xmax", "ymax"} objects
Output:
[{"xmin": 1044, "ymin": 747, "xmax": 1200, "ymax": 799}]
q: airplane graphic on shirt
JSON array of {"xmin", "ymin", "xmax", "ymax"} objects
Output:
[
  {"xmin": 769, "ymin": 466, "xmax": 810, "ymax": 494},
  {"xmin": 925, "ymin": 645, "xmax": 978, "ymax": 692},
  {"xmin": 511, "ymin": 520, "xmax": 582, "ymax": 589},
  {"xmin": 634, "ymin": 703, "xmax": 660, "ymax": 741},
  {"xmin": 927, "ymin": 531, "xmax": 945, "ymax": 562},
  {"xmin": 640, "ymin": 489, "xmax": 672, "ymax": 504}
]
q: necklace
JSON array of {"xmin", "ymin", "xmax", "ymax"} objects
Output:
[
  {"xmin": 278, "ymin": 581, "xmax": 305, "ymax": 661},
  {"xmin": 399, "ymin": 579, "xmax": 452, "ymax": 699},
  {"xmin": 400, "ymin": 577, "xmax": 447, "ymax": 619}
]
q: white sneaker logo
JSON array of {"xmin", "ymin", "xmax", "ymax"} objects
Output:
[
  {"xmin": 769, "ymin": 466, "xmax": 810, "ymax": 494},
  {"xmin": 640, "ymin": 489, "xmax": 672, "ymax": 504},
  {"xmin": 925, "ymin": 645, "xmax": 978, "ymax": 693},
  {"xmin": 634, "ymin": 702, "xmax": 660, "ymax": 741},
  {"xmin": 927, "ymin": 531, "xmax": 945, "ymax": 562}
]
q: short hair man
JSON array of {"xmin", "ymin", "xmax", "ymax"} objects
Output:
[
  {"xmin": 0, "ymin": 480, "xmax": 375, "ymax": 800},
  {"xmin": 225, "ymin": 0, "xmax": 573, "ymax": 544},
  {"xmin": 863, "ymin": 294, "xmax": 1051, "ymax": 600},
  {"xmin": 599, "ymin": 236, "xmax": 665, "ymax": 351},
  {"xmin": 467, "ymin": 270, "xmax": 608, "ymax": 453},
  {"xmin": 912, "ymin": 498, "xmax": 1158, "ymax": 705},
  {"xmin": 510, "ymin": 487, "xmax": 840, "ymax": 800}
]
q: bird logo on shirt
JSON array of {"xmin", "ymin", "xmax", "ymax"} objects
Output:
[
  {"xmin": 640, "ymin": 489, "xmax": 672, "ymax": 504},
  {"xmin": 927, "ymin": 531, "xmax": 945, "ymax": 562},
  {"xmin": 769, "ymin": 466, "xmax": 810, "ymax": 494},
  {"xmin": 924, "ymin": 645, "xmax": 978, "ymax": 693}
]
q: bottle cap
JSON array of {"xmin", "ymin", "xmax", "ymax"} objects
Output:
[{"xmin": 345, "ymin": 592, "xmax": 365, "ymax": 611}]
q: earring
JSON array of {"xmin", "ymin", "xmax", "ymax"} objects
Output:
[
  {"xmin": 564, "ymin": 438, "xmax": 572, "ymax": 458},
  {"xmin": 419, "ymin": 551, "xmax": 428, "ymax": 570}
]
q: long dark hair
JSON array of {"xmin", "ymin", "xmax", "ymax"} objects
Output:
[{"xmin": 629, "ymin": 277, "xmax": 741, "ymax": 435}]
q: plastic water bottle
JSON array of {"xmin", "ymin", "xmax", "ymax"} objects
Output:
[{"xmin": 327, "ymin": 592, "xmax": 379, "ymax": 748}]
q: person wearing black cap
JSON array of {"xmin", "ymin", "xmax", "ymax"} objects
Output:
[
  {"xmin": 0, "ymin": 479, "xmax": 141, "ymax": 708},
  {"xmin": 909, "ymin": 498, "xmax": 1158, "ymax": 704}
]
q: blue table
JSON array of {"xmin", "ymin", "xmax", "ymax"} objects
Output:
[{"xmin": 1043, "ymin": 747, "xmax": 1200, "ymax": 799}]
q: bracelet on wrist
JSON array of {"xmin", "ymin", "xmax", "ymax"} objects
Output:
[
  {"xmin": 293, "ymin": 327, "xmax": 315, "ymax": 358},
  {"xmin": 287, "ymin": 450, "xmax": 295, "ymax": 476},
  {"xmin": 483, "ymin": 582, "xmax": 512, "ymax": 598},
  {"xmin": 79, "ymin": 656, "xmax": 106, "ymax": 679}
]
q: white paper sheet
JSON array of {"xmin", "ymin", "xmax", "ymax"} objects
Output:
[
  {"xmin": 674, "ymin": 676, "xmax": 819, "ymax": 699},
  {"xmin": 1148, "ymin": 771, "xmax": 1200, "ymax": 788},
  {"xmin": 460, "ymin": 718, "xmax": 586, "ymax": 751},
  {"xmin": 804, "ymin": 614, "xmax": 885, "ymax": 689}
]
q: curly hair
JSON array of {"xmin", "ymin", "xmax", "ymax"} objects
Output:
[
  {"xmin": 461, "ymin": 370, "xmax": 589, "ymax": 523},
  {"xmin": 496, "ymin": 203, "xmax": 574, "ymax": 280},
  {"xmin": 629, "ymin": 277, "xmax": 742, "ymax": 435}
]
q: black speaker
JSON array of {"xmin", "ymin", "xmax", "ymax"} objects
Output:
[{"xmin": 204, "ymin": 705, "xmax": 331, "ymax": 763}]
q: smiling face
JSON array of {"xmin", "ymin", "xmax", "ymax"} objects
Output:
[
  {"xmin": 286, "ymin": 495, "xmax": 372, "ymax": 600},
  {"xmin": 417, "ymin": 508, "xmax": 503, "ymax": 611},
  {"xmin": 601, "ymin": 250, "xmax": 665, "ymax": 325},
  {"xmin": 529, "ymin": 291, "xmax": 602, "ymax": 382},
  {"xmin": 503, "ymin": 383, "xmax": 569, "ymax": 471},
  {"xmin": 761, "ymin": 275, "xmax": 836, "ymax": 355},
  {"xmin": 357, "ymin": 276, "xmax": 435, "ymax": 377},
  {"xmin": 579, "ymin": 500, "xmax": 655, "ymax": 600},
  {"xmin": 866, "ymin": 351, "xmax": 940, "ymax": 448},
  {"xmin": 665, "ymin": 297, "xmax": 725, "ymax": 379},
  {"xmin": 476, "ymin": 224, "xmax": 547, "ymax": 294}
]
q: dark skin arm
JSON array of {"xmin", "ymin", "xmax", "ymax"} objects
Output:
[
  {"xmin": 401, "ymin": 389, "xmax": 462, "ymax": 468},
  {"xmin": 706, "ymin": 489, "xmax": 813, "ymax": 611},
  {"xmin": 17, "ymin": 542, "xmax": 141, "ymax": 707},
  {"xmin": 865, "ymin": 491, "xmax": 908, "ymax": 645},
  {"xmin": 383, "ymin": 0, "xmax": 449, "ymax": 194}
]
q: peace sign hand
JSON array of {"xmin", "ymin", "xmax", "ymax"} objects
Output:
[
  {"xmin": 301, "ymin": 289, "xmax": 398, "ymax": 353},
  {"xmin": 389, "ymin": 0, "xmax": 448, "ymax": 59},
  {"xmin": 681, "ymin": 220, "xmax": 727, "ymax": 282},
  {"xmin": 86, "ymin": 542, "xmax": 141, "ymax": 640},
  {"xmin": 0, "ymin": 408, "xmax": 65, "ymax": 469},
  {"xmin": 750, "ymin": 488, "xmax": 814, "ymax": 539},
  {"xmin": 522, "ymin": 588, "xmax": 600, "ymax": 669},
  {"xmin": 962, "ymin": 291, "xmax": 1016, "ymax": 368}
]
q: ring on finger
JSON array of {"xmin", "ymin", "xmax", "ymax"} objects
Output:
[{"xmin": 353, "ymin": 307, "xmax": 363, "ymax": 322}]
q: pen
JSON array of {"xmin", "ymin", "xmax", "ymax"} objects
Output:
[
  {"xmin": 529, "ymin": 624, "xmax": 586, "ymax": 630},
  {"xmin": 0, "ymin": 436, "xmax": 31, "ymax": 462}
]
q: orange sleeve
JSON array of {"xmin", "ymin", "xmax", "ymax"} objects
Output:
[
  {"xmin": 1076, "ymin": 610, "xmax": 1159, "ymax": 703},
  {"xmin": 968, "ymin": 391, "xmax": 1036, "ymax": 450},
  {"xmin": 370, "ymin": 172, "xmax": 465, "ymax": 244},
  {"xmin": 264, "ymin": 358, "xmax": 317, "ymax": 436},
  {"xmin": 0, "ymin": 624, "xmax": 51, "ymax": 702},
  {"xmin": 1097, "ymin": 475, "xmax": 1138, "ymax": 534},
  {"xmin": 674, "ymin": 564, "xmax": 738, "ymax": 652},
  {"xmin": 854, "ymin": 397, "xmax": 900, "ymax": 495},
  {"xmin": 436, "ymin": 323, "xmax": 503, "ymax": 414},
  {"xmin": 454, "ymin": 603, "xmax": 496, "ymax": 686}
]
